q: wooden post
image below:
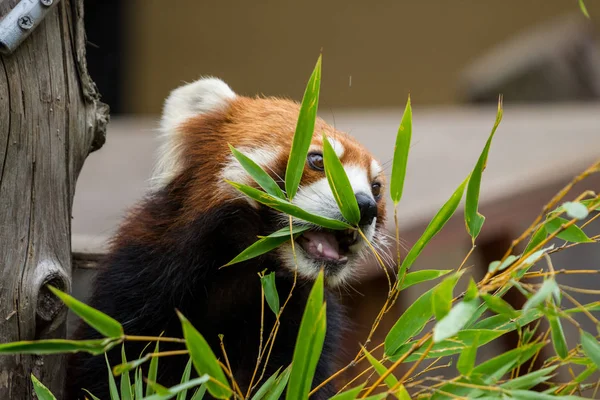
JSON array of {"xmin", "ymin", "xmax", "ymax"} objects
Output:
[{"xmin": 0, "ymin": 0, "xmax": 108, "ymax": 397}]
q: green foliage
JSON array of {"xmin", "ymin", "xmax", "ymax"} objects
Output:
[
  {"xmin": 31, "ymin": 374, "xmax": 57, "ymax": 400},
  {"xmin": 260, "ymin": 271, "xmax": 281, "ymax": 315},
  {"xmin": 389, "ymin": 95, "xmax": 412, "ymax": 205},
  {"xmin": 229, "ymin": 144, "xmax": 286, "ymax": 199}
]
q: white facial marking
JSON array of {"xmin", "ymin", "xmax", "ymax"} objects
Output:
[
  {"xmin": 152, "ymin": 77, "xmax": 236, "ymax": 189},
  {"xmin": 326, "ymin": 137, "xmax": 345, "ymax": 158},
  {"xmin": 370, "ymin": 159, "xmax": 383, "ymax": 178}
]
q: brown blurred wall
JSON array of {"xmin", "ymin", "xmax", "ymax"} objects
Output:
[{"xmin": 123, "ymin": 0, "xmax": 596, "ymax": 114}]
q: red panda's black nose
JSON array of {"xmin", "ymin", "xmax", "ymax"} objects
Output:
[{"xmin": 356, "ymin": 193, "xmax": 378, "ymax": 226}]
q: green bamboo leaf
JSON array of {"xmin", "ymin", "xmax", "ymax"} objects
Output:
[
  {"xmin": 229, "ymin": 144, "xmax": 286, "ymax": 199},
  {"xmin": 113, "ymin": 353, "xmax": 151, "ymax": 376},
  {"xmin": 191, "ymin": 385, "xmax": 208, "ymax": 400},
  {"xmin": 176, "ymin": 358, "xmax": 194, "ymax": 400},
  {"xmin": 399, "ymin": 269, "xmax": 452, "ymax": 290},
  {"xmin": 260, "ymin": 272, "xmax": 280, "ymax": 315},
  {"xmin": 144, "ymin": 376, "xmax": 211, "ymax": 400},
  {"xmin": 432, "ymin": 273, "xmax": 460, "ymax": 320},
  {"xmin": 398, "ymin": 176, "xmax": 469, "ymax": 280},
  {"xmin": 146, "ymin": 341, "xmax": 160, "ymax": 397},
  {"xmin": 500, "ymin": 366, "xmax": 557, "ymax": 390},
  {"xmin": 545, "ymin": 217, "xmax": 593, "ymax": 243},
  {"xmin": 225, "ymin": 225, "xmax": 310, "ymax": 266},
  {"xmin": 548, "ymin": 314, "xmax": 568, "ymax": 359},
  {"xmin": 481, "ymin": 293, "xmax": 519, "ymax": 319},
  {"xmin": 456, "ymin": 332, "xmax": 479, "ymax": 376},
  {"xmin": 226, "ymin": 180, "xmax": 351, "ymax": 230},
  {"xmin": 523, "ymin": 245, "xmax": 555, "ymax": 266},
  {"xmin": 178, "ymin": 312, "xmax": 232, "ymax": 399},
  {"xmin": 120, "ymin": 345, "xmax": 133, "ymax": 400},
  {"xmin": 362, "ymin": 347, "xmax": 399, "ymax": 394},
  {"xmin": 31, "ymin": 374, "xmax": 57, "ymax": 400},
  {"xmin": 134, "ymin": 368, "xmax": 143, "ymax": 400},
  {"xmin": 328, "ymin": 385, "xmax": 365, "ymax": 400},
  {"xmin": 386, "ymin": 276, "xmax": 459, "ymax": 356},
  {"xmin": 465, "ymin": 96, "xmax": 503, "ymax": 240},
  {"xmin": 82, "ymin": 389, "xmax": 102, "ymax": 400},
  {"xmin": 524, "ymin": 226, "xmax": 548, "ymax": 255},
  {"xmin": 285, "ymin": 55, "xmax": 322, "ymax": 200},
  {"xmin": 488, "ymin": 254, "xmax": 519, "ymax": 273},
  {"xmin": 581, "ymin": 199, "xmax": 600, "ymax": 211},
  {"xmin": 48, "ymin": 285, "xmax": 123, "ymax": 338},
  {"xmin": 322, "ymin": 133, "xmax": 360, "ymax": 225},
  {"xmin": 523, "ymin": 278, "xmax": 558, "ymax": 312},
  {"xmin": 0, "ymin": 337, "xmax": 119, "ymax": 355},
  {"xmin": 250, "ymin": 367, "xmax": 281, "ymax": 400},
  {"xmin": 287, "ymin": 271, "xmax": 327, "ymax": 400},
  {"xmin": 581, "ymin": 331, "xmax": 600, "ymax": 369},
  {"xmin": 579, "ymin": 0, "xmax": 590, "ymax": 18},
  {"xmin": 390, "ymin": 95, "xmax": 412, "ymax": 204},
  {"xmin": 464, "ymin": 278, "xmax": 479, "ymax": 302},
  {"xmin": 433, "ymin": 298, "xmax": 479, "ymax": 343},
  {"xmin": 508, "ymin": 390, "xmax": 586, "ymax": 399},
  {"xmin": 562, "ymin": 201, "xmax": 589, "ymax": 220},
  {"xmin": 264, "ymin": 365, "xmax": 291, "ymax": 400},
  {"xmin": 106, "ymin": 354, "xmax": 121, "ymax": 400},
  {"xmin": 389, "ymin": 329, "xmax": 504, "ymax": 362}
]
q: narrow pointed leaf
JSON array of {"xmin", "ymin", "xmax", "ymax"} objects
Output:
[
  {"xmin": 178, "ymin": 312, "xmax": 231, "ymax": 399},
  {"xmin": 83, "ymin": 389, "xmax": 102, "ymax": 400},
  {"xmin": 432, "ymin": 273, "xmax": 460, "ymax": 320},
  {"xmin": 390, "ymin": 95, "xmax": 412, "ymax": 204},
  {"xmin": 362, "ymin": 347, "xmax": 399, "ymax": 393},
  {"xmin": 457, "ymin": 332, "xmax": 478, "ymax": 376},
  {"xmin": 225, "ymin": 225, "xmax": 310, "ymax": 266},
  {"xmin": 465, "ymin": 96, "xmax": 503, "ymax": 240},
  {"xmin": 524, "ymin": 226, "xmax": 547, "ymax": 255},
  {"xmin": 106, "ymin": 354, "xmax": 121, "ymax": 400},
  {"xmin": 144, "ymin": 376, "xmax": 211, "ymax": 400},
  {"xmin": 322, "ymin": 133, "xmax": 360, "ymax": 224},
  {"xmin": 581, "ymin": 331, "xmax": 600, "ymax": 369},
  {"xmin": 328, "ymin": 385, "xmax": 365, "ymax": 400},
  {"xmin": 285, "ymin": 55, "xmax": 322, "ymax": 199},
  {"xmin": 250, "ymin": 367, "xmax": 281, "ymax": 400},
  {"xmin": 500, "ymin": 366, "xmax": 557, "ymax": 390},
  {"xmin": 386, "ymin": 276, "xmax": 459, "ymax": 356},
  {"xmin": 113, "ymin": 353, "xmax": 151, "ymax": 376},
  {"xmin": 579, "ymin": 0, "xmax": 590, "ymax": 18},
  {"xmin": 227, "ymin": 181, "xmax": 351, "ymax": 230},
  {"xmin": 548, "ymin": 314, "xmax": 568, "ymax": 359},
  {"xmin": 191, "ymin": 385, "xmax": 207, "ymax": 400},
  {"xmin": 399, "ymin": 269, "xmax": 452, "ymax": 290},
  {"xmin": 176, "ymin": 358, "xmax": 194, "ymax": 400},
  {"xmin": 0, "ymin": 337, "xmax": 119, "ymax": 355},
  {"xmin": 260, "ymin": 272, "xmax": 280, "ymax": 315},
  {"xmin": 264, "ymin": 365, "xmax": 291, "ymax": 400},
  {"xmin": 523, "ymin": 279, "xmax": 558, "ymax": 312},
  {"xmin": 481, "ymin": 294, "xmax": 519, "ymax": 319},
  {"xmin": 464, "ymin": 278, "xmax": 479, "ymax": 302},
  {"xmin": 146, "ymin": 341, "xmax": 160, "ymax": 397},
  {"xmin": 31, "ymin": 374, "xmax": 57, "ymax": 400},
  {"xmin": 48, "ymin": 285, "xmax": 123, "ymax": 338},
  {"xmin": 134, "ymin": 368, "xmax": 143, "ymax": 400},
  {"xmin": 287, "ymin": 271, "xmax": 326, "ymax": 400},
  {"xmin": 229, "ymin": 144, "xmax": 285, "ymax": 199},
  {"xmin": 545, "ymin": 217, "xmax": 593, "ymax": 243},
  {"xmin": 120, "ymin": 345, "xmax": 133, "ymax": 400},
  {"xmin": 433, "ymin": 299, "xmax": 479, "ymax": 343},
  {"xmin": 399, "ymin": 176, "xmax": 469, "ymax": 279},
  {"xmin": 488, "ymin": 254, "xmax": 519, "ymax": 273}
]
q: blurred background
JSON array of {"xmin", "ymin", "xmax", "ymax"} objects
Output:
[{"xmin": 72, "ymin": 0, "xmax": 600, "ymax": 393}]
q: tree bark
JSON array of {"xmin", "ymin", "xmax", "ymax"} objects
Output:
[{"xmin": 0, "ymin": 0, "xmax": 108, "ymax": 398}]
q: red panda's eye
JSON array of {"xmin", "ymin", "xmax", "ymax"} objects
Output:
[
  {"xmin": 371, "ymin": 182, "xmax": 382, "ymax": 198},
  {"xmin": 307, "ymin": 153, "xmax": 324, "ymax": 171}
]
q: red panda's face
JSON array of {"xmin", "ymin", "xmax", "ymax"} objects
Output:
[{"xmin": 154, "ymin": 78, "xmax": 387, "ymax": 286}]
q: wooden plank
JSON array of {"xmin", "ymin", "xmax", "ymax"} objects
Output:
[{"xmin": 0, "ymin": 0, "xmax": 108, "ymax": 398}]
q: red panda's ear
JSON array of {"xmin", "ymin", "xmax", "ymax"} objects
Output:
[{"xmin": 152, "ymin": 78, "xmax": 237, "ymax": 189}]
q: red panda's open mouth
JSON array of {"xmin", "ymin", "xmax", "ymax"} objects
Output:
[{"xmin": 296, "ymin": 229, "xmax": 359, "ymax": 264}]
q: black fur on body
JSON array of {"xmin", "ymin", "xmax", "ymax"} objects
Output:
[{"xmin": 65, "ymin": 180, "xmax": 345, "ymax": 400}]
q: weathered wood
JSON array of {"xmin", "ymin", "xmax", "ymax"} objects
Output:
[{"xmin": 0, "ymin": 0, "xmax": 108, "ymax": 397}]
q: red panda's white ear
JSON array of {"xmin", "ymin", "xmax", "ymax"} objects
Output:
[
  {"xmin": 152, "ymin": 78, "xmax": 236, "ymax": 189},
  {"xmin": 160, "ymin": 77, "xmax": 236, "ymax": 134}
]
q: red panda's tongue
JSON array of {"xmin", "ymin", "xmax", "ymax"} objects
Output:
[{"xmin": 299, "ymin": 231, "xmax": 343, "ymax": 261}]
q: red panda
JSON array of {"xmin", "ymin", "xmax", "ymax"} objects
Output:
[{"xmin": 65, "ymin": 78, "xmax": 388, "ymax": 399}]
